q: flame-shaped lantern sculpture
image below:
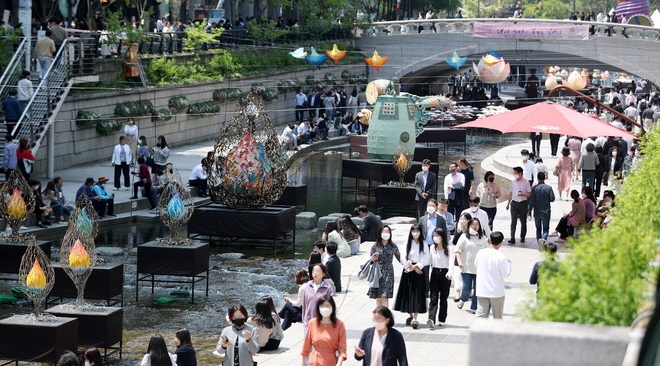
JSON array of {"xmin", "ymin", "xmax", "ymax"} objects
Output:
[
  {"xmin": 0, "ymin": 170, "xmax": 37, "ymax": 243},
  {"xmin": 19, "ymin": 235, "xmax": 54, "ymax": 316},
  {"xmin": 391, "ymin": 143, "xmax": 413, "ymax": 186},
  {"xmin": 305, "ymin": 47, "xmax": 328, "ymax": 69},
  {"xmin": 209, "ymin": 93, "xmax": 289, "ymax": 209},
  {"xmin": 75, "ymin": 208, "xmax": 95, "ymax": 238},
  {"xmin": 365, "ymin": 51, "xmax": 388, "ymax": 71},
  {"xmin": 68, "ymin": 240, "xmax": 91, "ymax": 274},
  {"xmin": 472, "ymin": 53, "xmax": 511, "ymax": 84},
  {"xmin": 156, "ymin": 171, "xmax": 195, "ymax": 245},
  {"xmin": 326, "ymin": 44, "xmax": 347, "ymax": 64}
]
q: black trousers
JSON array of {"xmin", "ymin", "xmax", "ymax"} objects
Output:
[
  {"xmin": 428, "ymin": 268, "xmax": 451, "ymax": 323},
  {"xmin": 510, "ymin": 200, "xmax": 528, "ymax": 241},
  {"xmin": 92, "ymin": 198, "xmax": 114, "ymax": 216},
  {"xmin": 549, "ymin": 134, "xmax": 561, "ymax": 156},
  {"xmin": 114, "ymin": 162, "xmax": 130, "ymax": 188}
]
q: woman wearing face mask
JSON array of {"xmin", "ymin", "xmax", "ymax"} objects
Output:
[
  {"xmin": 455, "ymin": 218, "xmax": 488, "ymax": 314},
  {"xmin": 141, "ymin": 334, "xmax": 177, "ymax": 366},
  {"xmin": 427, "ymin": 228, "xmax": 454, "ymax": 328},
  {"xmin": 475, "ymin": 171, "xmax": 500, "ymax": 231},
  {"xmin": 217, "ymin": 304, "xmax": 260, "ymax": 366},
  {"xmin": 301, "ymin": 263, "xmax": 334, "ymax": 332},
  {"xmin": 174, "ymin": 328, "xmax": 197, "ymax": 366},
  {"xmin": 451, "ymin": 213, "xmax": 472, "ymax": 302},
  {"xmin": 355, "ymin": 306, "xmax": 408, "ymax": 366},
  {"xmin": 551, "ymin": 189, "xmax": 586, "ymax": 242},
  {"xmin": 82, "ymin": 347, "xmax": 104, "ymax": 366},
  {"xmin": 368, "ymin": 226, "xmax": 403, "ymax": 308},
  {"xmin": 606, "ymin": 146, "xmax": 624, "ymax": 193},
  {"xmin": 301, "ymin": 295, "xmax": 347, "ymax": 366},
  {"xmin": 393, "ymin": 224, "xmax": 429, "ymax": 329}
]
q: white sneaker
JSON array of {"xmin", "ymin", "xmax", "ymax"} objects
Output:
[
  {"xmin": 112, "ymin": 187, "xmax": 118, "ymax": 191},
  {"xmin": 538, "ymin": 238, "xmax": 545, "ymax": 250}
]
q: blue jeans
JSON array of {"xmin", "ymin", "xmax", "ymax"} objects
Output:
[
  {"xmin": 534, "ymin": 214, "xmax": 551, "ymax": 240},
  {"xmin": 37, "ymin": 57, "xmax": 52, "ymax": 79},
  {"xmin": 582, "ymin": 170, "xmax": 596, "ymax": 190},
  {"xmin": 460, "ymin": 273, "xmax": 477, "ymax": 310}
]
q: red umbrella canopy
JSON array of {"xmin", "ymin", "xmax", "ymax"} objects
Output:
[{"xmin": 453, "ymin": 102, "xmax": 637, "ymax": 139}]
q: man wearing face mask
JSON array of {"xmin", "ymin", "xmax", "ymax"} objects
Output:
[
  {"xmin": 505, "ymin": 167, "xmax": 531, "ymax": 245},
  {"xmin": 527, "ymin": 172, "xmax": 555, "ymax": 248},
  {"xmin": 461, "ymin": 197, "xmax": 491, "ymax": 237},
  {"xmin": 444, "ymin": 162, "xmax": 465, "ymax": 223},
  {"xmin": 520, "ymin": 149, "xmax": 537, "ymax": 187},
  {"xmin": 415, "ymin": 159, "xmax": 437, "ymax": 218},
  {"xmin": 437, "ymin": 198, "xmax": 455, "ymax": 234},
  {"xmin": 419, "ymin": 199, "xmax": 449, "ymax": 296}
]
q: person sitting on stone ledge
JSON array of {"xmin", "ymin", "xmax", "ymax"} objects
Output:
[
  {"xmin": 188, "ymin": 158, "xmax": 209, "ymax": 198},
  {"xmin": 91, "ymin": 176, "xmax": 116, "ymax": 218}
]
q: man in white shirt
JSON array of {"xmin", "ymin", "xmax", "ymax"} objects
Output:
[
  {"xmin": 505, "ymin": 167, "xmax": 531, "ymax": 245},
  {"xmin": 279, "ymin": 124, "xmax": 298, "ymax": 150},
  {"xmin": 475, "ymin": 232, "xmax": 512, "ymax": 319},
  {"xmin": 443, "ymin": 162, "xmax": 465, "ymax": 223},
  {"xmin": 17, "ymin": 70, "xmax": 33, "ymax": 111},
  {"xmin": 520, "ymin": 149, "xmax": 537, "ymax": 186},
  {"xmin": 188, "ymin": 158, "xmax": 208, "ymax": 197},
  {"xmin": 111, "ymin": 136, "xmax": 132, "ymax": 191},
  {"xmin": 461, "ymin": 196, "xmax": 491, "ymax": 237},
  {"xmin": 294, "ymin": 88, "xmax": 308, "ymax": 123}
]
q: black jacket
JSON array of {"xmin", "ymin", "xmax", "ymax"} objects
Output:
[
  {"xmin": 355, "ymin": 327, "xmax": 408, "ymax": 366},
  {"xmin": 326, "ymin": 254, "xmax": 342, "ymax": 293},
  {"xmin": 175, "ymin": 344, "xmax": 197, "ymax": 366}
]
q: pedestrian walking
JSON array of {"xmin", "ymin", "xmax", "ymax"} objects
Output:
[{"xmin": 527, "ymin": 172, "xmax": 555, "ymax": 247}]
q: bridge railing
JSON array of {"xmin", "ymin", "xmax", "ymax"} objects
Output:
[{"xmin": 360, "ymin": 18, "xmax": 660, "ymax": 41}]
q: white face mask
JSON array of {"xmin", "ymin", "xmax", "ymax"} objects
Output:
[
  {"xmin": 522, "ymin": 157, "xmax": 528, "ymax": 162},
  {"xmin": 581, "ymin": 193, "xmax": 587, "ymax": 199},
  {"xmin": 373, "ymin": 320, "xmax": 387, "ymax": 331},
  {"xmin": 433, "ymin": 236, "xmax": 441, "ymax": 244},
  {"xmin": 422, "ymin": 166, "xmax": 429, "ymax": 172},
  {"xmin": 411, "ymin": 232, "xmax": 420, "ymax": 239},
  {"xmin": 612, "ymin": 152, "xmax": 617, "ymax": 157},
  {"xmin": 85, "ymin": 362, "xmax": 91, "ymax": 366},
  {"xmin": 319, "ymin": 307, "xmax": 333, "ymax": 317},
  {"xmin": 470, "ymin": 206, "xmax": 479, "ymax": 213},
  {"xmin": 427, "ymin": 207, "xmax": 436, "ymax": 214},
  {"xmin": 381, "ymin": 233, "xmax": 391, "ymax": 241},
  {"xmin": 469, "ymin": 228, "xmax": 478, "ymax": 235}
]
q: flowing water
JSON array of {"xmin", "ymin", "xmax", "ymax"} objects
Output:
[{"xmin": 0, "ymin": 135, "xmax": 524, "ymax": 364}]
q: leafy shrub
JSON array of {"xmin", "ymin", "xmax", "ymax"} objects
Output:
[
  {"xmin": 183, "ymin": 21, "xmax": 223, "ymax": 51},
  {"xmin": 76, "ymin": 110, "xmax": 101, "ymax": 128},
  {"xmin": 324, "ymin": 73, "xmax": 336, "ymax": 82},
  {"xmin": 523, "ymin": 128, "xmax": 660, "ymax": 326},
  {"xmin": 213, "ymin": 88, "xmax": 243, "ymax": 103},
  {"xmin": 207, "ymin": 50, "xmax": 242, "ymax": 78},
  {"xmin": 115, "ymin": 100, "xmax": 154, "ymax": 117},
  {"xmin": 305, "ymin": 75, "xmax": 321, "ymax": 86},
  {"xmin": 146, "ymin": 57, "xmax": 206, "ymax": 85},
  {"xmin": 187, "ymin": 100, "xmax": 220, "ymax": 117},
  {"xmin": 95, "ymin": 119, "xmax": 123, "ymax": 136},
  {"xmin": 261, "ymin": 89, "xmax": 279, "ymax": 102},
  {"xmin": 152, "ymin": 108, "xmax": 173, "ymax": 122},
  {"xmin": 251, "ymin": 83, "xmax": 267, "ymax": 96},
  {"xmin": 278, "ymin": 79, "xmax": 301, "ymax": 93},
  {"xmin": 168, "ymin": 96, "xmax": 189, "ymax": 112}
]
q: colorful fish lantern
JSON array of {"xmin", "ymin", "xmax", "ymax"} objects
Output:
[
  {"xmin": 289, "ymin": 47, "xmax": 307, "ymax": 59},
  {"xmin": 305, "ymin": 47, "xmax": 327, "ymax": 69},
  {"xmin": 69, "ymin": 240, "xmax": 91, "ymax": 274},
  {"xmin": 444, "ymin": 52, "xmax": 466, "ymax": 71},
  {"xmin": 26, "ymin": 259, "xmax": 46, "ymax": 292},
  {"xmin": 167, "ymin": 194, "xmax": 187, "ymax": 221},
  {"xmin": 7, "ymin": 188, "xmax": 26, "ymax": 219},
  {"xmin": 326, "ymin": 44, "xmax": 347, "ymax": 64},
  {"xmin": 365, "ymin": 51, "xmax": 388, "ymax": 71},
  {"xmin": 472, "ymin": 53, "xmax": 511, "ymax": 84}
]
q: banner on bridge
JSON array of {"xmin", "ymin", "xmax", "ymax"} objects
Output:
[{"xmin": 473, "ymin": 22, "xmax": 589, "ymax": 40}]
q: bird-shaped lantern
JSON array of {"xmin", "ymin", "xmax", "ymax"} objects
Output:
[
  {"xmin": 289, "ymin": 47, "xmax": 307, "ymax": 59},
  {"xmin": 365, "ymin": 51, "xmax": 388, "ymax": 71},
  {"xmin": 305, "ymin": 47, "xmax": 328, "ymax": 69},
  {"xmin": 326, "ymin": 44, "xmax": 347, "ymax": 64},
  {"xmin": 444, "ymin": 52, "xmax": 466, "ymax": 71}
]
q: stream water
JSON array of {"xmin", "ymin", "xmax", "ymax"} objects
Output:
[{"xmin": 0, "ymin": 135, "xmax": 524, "ymax": 364}]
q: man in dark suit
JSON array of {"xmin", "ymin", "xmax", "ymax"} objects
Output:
[
  {"xmin": 325, "ymin": 242, "xmax": 342, "ymax": 293},
  {"xmin": 415, "ymin": 158, "xmax": 437, "ymax": 218},
  {"xmin": 358, "ymin": 204, "xmax": 382, "ymax": 242}
]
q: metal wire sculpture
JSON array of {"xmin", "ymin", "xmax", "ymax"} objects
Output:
[
  {"xmin": 156, "ymin": 170, "xmax": 194, "ymax": 245},
  {"xmin": 60, "ymin": 197, "xmax": 98, "ymax": 306},
  {"xmin": 18, "ymin": 235, "xmax": 54, "ymax": 317},
  {"xmin": 391, "ymin": 142, "xmax": 413, "ymax": 186},
  {"xmin": 208, "ymin": 93, "xmax": 289, "ymax": 208},
  {"xmin": 0, "ymin": 170, "xmax": 37, "ymax": 243}
]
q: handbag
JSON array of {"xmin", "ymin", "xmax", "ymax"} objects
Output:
[
  {"xmin": 358, "ymin": 258, "xmax": 382, "ymax": 288},
  {"xmin": 553, "ymin": 165, "xmax": 560, "ymax": 176}
]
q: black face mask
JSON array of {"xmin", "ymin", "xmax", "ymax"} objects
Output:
[
  {"xmin": 232, "ymin": 318, "xmax": 246, "ymax": 327},
  {"xmin": 488, "ymin": 177, "xmax": 494, "ymax": 182}
]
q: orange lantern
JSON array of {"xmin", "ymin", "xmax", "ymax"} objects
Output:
[
  {"xmin": 365, "ymin": 51, "xmax": 388, "ymax": 71},
  {"xmin": 326, "ymin": 44, "xmax": 347, "ymax": 64}
]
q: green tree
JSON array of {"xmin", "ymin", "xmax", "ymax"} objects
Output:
[{"xmin": 523, "ymin": 0, "xmax": 571, "ymax": 19}]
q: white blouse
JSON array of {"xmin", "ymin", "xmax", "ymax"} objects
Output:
[
  {"xmin": 403, "ymin": 240, "xmax": 429, "ymax": 269},
  {"xmin": 429, "ymin": 244, "xmax": 455, "ymax": 272}
]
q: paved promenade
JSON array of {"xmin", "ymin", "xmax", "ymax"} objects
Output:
[{"xmin": 29, "ymin": 138, "xmax": 581, "ymax": 365}]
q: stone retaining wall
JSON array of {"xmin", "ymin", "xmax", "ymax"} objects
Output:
[{"xmin": 37, "ymin": 64, "xmax": 367, "ymax": 172}]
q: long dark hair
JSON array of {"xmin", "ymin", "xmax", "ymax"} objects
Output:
[
  {"xmin": 324, "ymin": 221, "xmax": 338, "ymax": 238},
  {"xmin": 156, "ymin": 135, "xmax": 168, "ymax": 148},
  {"xmin": 252, "ymin": 300, "xmax": 275, "ymax": 328},
  {"xmin": 315, "ymin": 294, "xmax": 337, "ymax": 326},
  {"xmin": 582, "ymin": 186, "xmax": 597, "ymax": 205},
  {"xmin": 406, "ymin": 224, "xmax": 425, "ymax": 259},
  {"xmin": 465, "ymin": 218, "xmax": 484, "ymax": 239},
  {"xmin": 433, "ymin": 228, "xmax": 449, "ymax": 256},
  {"xmin": 83, "ymin": 347, "xmax": 104, "ymax": 366},
  {"xmin": 44, "ymin": 180, "xmax": 57, "ymax": 196},
  {"xmin": 146, "ymin": 334, "xmax": 172, "ymax": 366},
  {"xmin": 376, "ymin": 225, "xmax": 392, "ymax": 245}
]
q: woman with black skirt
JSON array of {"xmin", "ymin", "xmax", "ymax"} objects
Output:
[{"xmin": 394, "ymin": 224, "xmax": 429, "ymax": 329}]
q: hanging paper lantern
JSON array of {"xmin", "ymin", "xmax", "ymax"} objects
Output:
[
  {"xmin": 167, "ymin": 194, "xmax": 187, "ymax": 221},
  {"xmin": 26, "ymin": 259, "xmax": 46, "ymax": 292},
  {"xmin": 326, "ymin": 44, "xmax": 347, "ymax": 64},
  {"xmin": 365, "ymin": 51, "xmax": 388, "ymax": 71},
  {"xmin": 305, "ymin": 47, "xmax": 327, "ymax": 69},
  {"xmin": 223, "ymin": 132, "xmax": 273, "ymax": 196},
  {"xmin": 472, "ymin": 54, "xmax": 511, "ymax": 84},
  {"xmin": 444, "ymin": 52, "xmax": 466, "ymax": 71},
  {"xmin": 289, "ymin": 47, "xmax": 307, "ymax": 59},
  {"xmin": 564, "ymin": 70, "xmax": 587, "ymax": 90},
  {"xmin": 68, "ymin": 240, "xmax": 91, "ymax": 274},
  {"xmin": 7, "ymin": 188, "xmax": 26, "ymax": 219}
]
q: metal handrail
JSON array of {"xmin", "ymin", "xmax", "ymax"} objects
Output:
[
  {"xmin": 0, "ymin": 37, "xmax": 27, "ymax": 88},
  {"xmin": 0, "ymin": 37, "xmax": 29, "ymax": 109}
]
